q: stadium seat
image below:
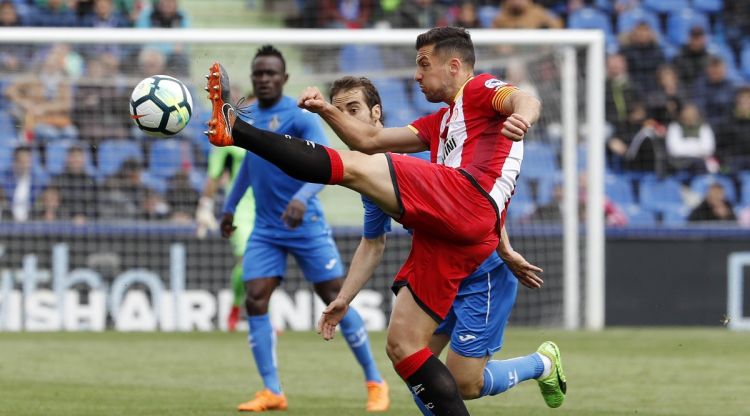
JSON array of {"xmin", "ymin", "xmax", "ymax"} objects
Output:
[
  {"xmin": 338, "ymin": 45, "xmax": 383, "ymax": 73},
  {"xmin": 0, "ymin": 142, "xmax": 14, "ymax": 169},
  {"xmin": 623, "ymin": 205, "xmax": 657, "ymax": 226},
  {"xmin": 643, "ymin": 0, "xmax": 689, "ymax": 14},
  {"xmin": 692, "ymin": 0, "xmax": 723, "ymax": 14},
  {"xmin": 707, "ymin": 42, "xmax": 743, "ymax": 83},
  {"xmin": 690, "ymin": 174, "xmax": 737, "ymax": 203},
  {"xmin": 97, "ymin": 139, "xmax": 143, "ymax": 178},
  {"xmin": 374, "ymin": 78, "xmax": 418, "ymax": 128},
  {"xmin": 567, "ymin": 7, "xmax": 616, "ymax": 49},
  {"xmin": 535, "ymin": 176, "xmax": 559, "ymax": 205},
  {"xmin": 148, "ymin": 138, "xmax": 194, "ymax": 179},
  {"xmin": 617, "ymin": 7, "xmax": 661, "ymax": 35},
  {"xmin": 737, "ymin": 173, "xmax": 750, "ymax": 205},
  {"xmin": 522, "ymin": 141, "xmax": 559, "ymax": 179},
  {"xmin": 141, "ymin": 171, "xmax": 167, "ymax": 194},
  {"xmin": 740, "ymin": 43, "xmax": 750, "ymax": 81},
  {"xmin": 477, "ymin": 5, "xmax": 499, "ymax": 28},
  {"xmin": 666, "ymin": 9, "xmax": 710, "ymax": 45},
  {"xmin": 639, "ymin": 176, "xmax": 685, "ymax": 213},
  {"xmin": 606, "ymin": 174, "xmax": 636, "ymax": 206},
  {"xmin": 411, "ymin": 82, "xmax": 445, "ymax": 115},
  {"xmin": 0, "ymin": 111, "xmax": 18, "ymax": 142},
  {"xmin": 661, "ymin": 205, "xmax": 690, "ymax": 225},
  {"xmin": 46, "ymin": 139, "xmax": 96, "ymax": 176}
]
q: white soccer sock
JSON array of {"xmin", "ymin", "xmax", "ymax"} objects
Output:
[{"xmin": 537, "ymin": 353, "xmax": 552, "ymax": 379}]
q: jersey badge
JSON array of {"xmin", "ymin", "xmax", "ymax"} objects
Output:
[
  {"xmin": 268, "ymin": 115, "xmax": 281, "ymax": 131},
  {"xmin": 484, "ymin": 78, "xmax": 507, "ymax": 90}
]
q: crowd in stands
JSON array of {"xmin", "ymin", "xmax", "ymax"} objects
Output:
[{"xmin": 1, "ymin": 0, "xmax": 749, "ymax": 227}]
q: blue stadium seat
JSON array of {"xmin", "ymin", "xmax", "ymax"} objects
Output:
[
  {"xmin": 661, "ymin": 205, "xmax": 690, "ymax": 225},
  {"xmin": 339, "ymin": 45, "xmax": 383, "ymax": 73},
  {"xmin": 522, "ymin": 141, "xmax": 559, "ymax": 179},
  {"xmin": 148, "ymin": 138, "xmax": 194, "ymax": 179},
  {"xmin": 640, "ymin": 176, "xmax": 685, "ymax": 213},
  {"xmin": 0, "ymin": 143, "xmax": 14, "ymax": 170},
  {"xmin": 643, "ymin": 0, "xmax": 689, "ymax": 14},
  {"xmin": 606, "ymin": 174, "xmax": 636, "ymax": 205},
  {"xmin": 692, "ymin": 0, "xmax": 723, "ymax": 14},
  {"xmin": 740, "ymin": 43, "xmax": 750, "ymax": 81},
  {"xmin": 0, "ymin": 111, "xmax": 18, "ymax": 142},
  {"xmin": 46, "ymin": 139, "xmax": 96, "ymax": 176},
  {"xmin": 577, "ymin": 143, "xmax": 587, "ymax": 172},
  {"xmin": 478, "ymin": 5, "xmax": 499, "ymax": 28},
  {"xmin": 141, "ymin": 171, "xmax": 167, "ymax": 194},
  {"xmin": 535, "ymin": 177, "xmax": 559, "ymax": 205},
  {"xmin": 374, "ymin": 78, "xmax": 417, "ymax": 128},
  {"xmin": 737, "ymin": 172, "xmax": 750, "ymax": 205},
  {"xmin": 707, "ymin": 42, "xmax": 743, "ymax": 82},
  {"xmin": 623, "ymin": 205, "xmax": 657, "ymax": 226},
  {"xmin": 411, "ymin": 82, "xmax": 445, "ymax": 115},
  {"xmin": 617, "ymin": 7, "xmax": 661, "ymax": 35},
  {"xmin": 506, "ymin": 198, "xmax": 535, "ymax": 223},
  {"xmin": 691, "ymin": 174, "xmax": 737, "ymax": 203},
  {"xmin": 98, "ymin": 139, "xmax": 143, "ymax": 178},
  {"xmin": 567, "ymin": 7, "xmax": 616, "ymax": 49},
  {"xmin": 666, "ymin": 8, "xmax": 710, "ymax": 45}
]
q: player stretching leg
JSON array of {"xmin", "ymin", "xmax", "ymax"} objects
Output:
[
  {"xmin": 325, "ymin": 76, "xmax": 565, "ymax": 412},
  {"xmin": 205, "ymin": 28, "xmax": 565, "ymax": 415},
  {"xmin": 195, "ymin": 144, "xmax": 256, "ymax": 331},
  {"xmin": 221, "ymin": 46, "xmax": 388, "ymax": 412}
]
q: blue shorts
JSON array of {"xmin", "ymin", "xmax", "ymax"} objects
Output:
[
  {"xmin": 242, "ymin": 229, "xmax": 344, "ymax": 283},
  {"xmin": 434, "ymin": 262, "xmax": 518, "ymax": 358}
]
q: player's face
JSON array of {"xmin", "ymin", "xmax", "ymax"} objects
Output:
[
  {"xmin": 251, "ymin": 55, "xmax": 288, "ymax": 106},
  {"xmin": 331, "ymin": 88, "xmax": 381, "ymax": 127},
  {"xmin": 414, "ymin": 45, "xmax": 451, "ymax": 103}
]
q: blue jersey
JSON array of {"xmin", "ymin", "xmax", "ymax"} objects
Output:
[
  {"xmin": 361, "ymin": 151, "xmax": 503, "ymax": 275},
  {"xmin": 224, "ymin": 96, "xmax": 329, "ymax": 237}
]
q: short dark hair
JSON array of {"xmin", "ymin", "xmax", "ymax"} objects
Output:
[
  {"xmin": 416, "ymin": 26, "xmax": 475, "ymax": 68},
  {"xmin": 329, "ymin": 76, "xmax": 384, "ymax": 124},
  {"xmin": 253, "ymin": 44, "xmax": 286, "ymax": 72}
]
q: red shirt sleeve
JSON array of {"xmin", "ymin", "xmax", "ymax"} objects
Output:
[
  {"xmin": 463, "ymin": 74, "xmax": 518, "ymax": 115},
  {"xmin": 407, "ymin": 108, "xmax": 448, "ymax": 146}
]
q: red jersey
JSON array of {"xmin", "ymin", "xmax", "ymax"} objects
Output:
[{"xmin": 408, "ymin": 73, "xmax": 523, "ymax": 216}]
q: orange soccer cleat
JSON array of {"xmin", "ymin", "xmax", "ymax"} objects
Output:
[
  {"xmin": 237, "ymin": 389, "xmax": 288, "ymax": 412},
  {"xmin": 365, "ymin": 380, "xmax": 390, "ymax": 412},
  {"xmin": 204, "ymin": 62, "xmax": 235, "ymax": 147}
]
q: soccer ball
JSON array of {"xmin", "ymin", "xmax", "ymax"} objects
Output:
[{"xmin": 129, "ymin": 75, "xmax": 193, "ymax": 137}]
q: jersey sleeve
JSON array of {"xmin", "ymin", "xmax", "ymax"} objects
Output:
[
  {"xmin": 362, "ymin": 195, "xmax": 391, "ymax": 239},
  {"xmin": 407, "ymin": 109, "xmax": 446, "ymax": 146},
  {"xmin": 466, "ymin": 75, "xmax": 519, "ymax": 115},
  {"xmin": 222, "ymin": 156, "xmax": 251, "ymax": 214},
  {"xmin": 297, "ymin": 108, "xmax": 330, "ymax": 146},
  {"xmin": 206, "ymin": 147, "xmax": 228, "ymax": 180}
]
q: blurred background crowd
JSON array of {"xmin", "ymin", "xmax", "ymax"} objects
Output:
[{"xmin": 1, "ymin": 0, "xmax": 749, "ymax": 227}]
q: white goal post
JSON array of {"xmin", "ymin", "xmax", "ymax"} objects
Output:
[{"xmin": 0, "ymin": 27, "xmax": 606, "ymax": 330}]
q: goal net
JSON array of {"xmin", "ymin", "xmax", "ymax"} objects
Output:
[{"xmin": 0, "ymin": 28, "xmax": 604, "ymax": 332}]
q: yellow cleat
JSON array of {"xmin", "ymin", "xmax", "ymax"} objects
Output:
[
  {"xmin": 365, "ymin": 381, "xmax": 390, "ymax": 412},
  {"xmin": 237, "ymin": 389, "xmax": 288, "ymax": 412}
]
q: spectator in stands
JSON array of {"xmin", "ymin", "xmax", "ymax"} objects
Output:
[
  {"xmin": 32, "ymin": 185, "xmax": 61, "ymax": 221},
  {"xmin": 716, "ymin": 87, "xmax": 750, "ymax": 172},
  {"xmin": 693, "ymin": 56, "xmax": 736, "ymax": 129},
  {"xmin": 619, "ymin": 22, "xmax": 665, "ymax": 92},
  {"xmin": 505, "ymin": 60, "xmax": 539, "ymax": 101},
  {"xmin": 0, "ymin": 146, "xmax": 46, "ymax": 222},
  {"xmin": 492, "ymin": 0, "xmax": 563, "ymax": 29},
  {"xmin": 28, "ymin": 0, "xmax": 78, "ymax": 26},
  {"xmin": 386, "ymin": 0, "xmax": 449, "ymax": 28},
  {"xmin": 0, "ymin": 184, "xmax": 7, "ymax": 221},
  {"xmin": 454, "ymin": 1, "xmax": 480, "ymax": 28},
  {"xmin": 673, "ymin": 26, "xmax": 709, "ymax": 90},
  {"xmin": 48, "ymin": 144, "xmax": 97, "ymax": 223},
  {"xmin": 165, "ymin": 170, "xmax": 198, "ymax": 223},
  {"xmin": 607, "ymin": 102, "xmax": 666, "ymax": 174},
  {"xmin": 5, "ymin": 44, "xmax": 78, "ymax": 145},
  {"xmin": 98, "ymin": 158, "xmax": 151, "ymax": 220},
  {"xmin": 530, "ymin": 182, "xmax": 562, "ymax": 223},
  {"xmin": 81, "ymin": 0, "xmax": 128, "ymax": 27},
  {"xmin": 0, "ymin": 1, "xmax": 32, "ymax": 72},
  {"xmin": 688, "ymin": 182, "xmax": 736, "ymax": 223},
  {"xmin": 318, "ymin": 0, "xmax": 375, "ymax": 28},
  {"xmin": 645, "ymin": 65, "xmax": 685, "ymax": 126},
  {"xmin": 73, "ymin": 53, "xmax": 130, "ymax": 148},
  {"xmin": 531, "ymin": 176, "xmax": 629, "ymax": 226},
  {"xmin": 721, "ymin": 1, "xmax": 750, "ymax": 62},
  {"xmin": 665, "ymin": 103, "xmax": 717, "ymax": 174},
  {"xmin": 605, "ymin": 53, "xmax": 640, "ymax": 129},
  {"xmin": 135, "ymin": 0, "xmax": 190, "ymax": 74}
]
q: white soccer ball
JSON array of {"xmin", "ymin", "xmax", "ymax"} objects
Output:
[{"xmin": 129, "ymin": 75, "xmax": 193, "ymax": 137}]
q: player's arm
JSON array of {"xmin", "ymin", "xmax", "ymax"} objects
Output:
[
  {"xmin": 497, "ymin": 225, "xmax": 544, "ymax": 288},
  {"xmin": 496, "ymin": 86, "xmax": 541, "ymax": 142},
  {"xmin": 298, "ymin": 86, "xmax": 427, "ymax": 154},
  {"xmin": 220, "ymin": 157, "xmax": 251, "ymax": 238},
  {"xmin": 195, "ymin": 148, "xmax": 227, "ymax": 237},
  {"xmin": 282, "ymin": 182, "xmax": 325, "ymax": 229}
]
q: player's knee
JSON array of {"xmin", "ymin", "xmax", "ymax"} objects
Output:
[
  {"xmin": 385, "ymin": 332, "xmax": 420, "ymax": 364},
  {"xmin": 244, "ymin": 290, "xmax": 270, "ymax": 315},
  {"xmin": 455, "ymin": 376, "xmax": 483, "ymax": 400}
]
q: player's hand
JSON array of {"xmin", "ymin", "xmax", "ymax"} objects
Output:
[
  {"xmin": 297, "ymin": 86, "xmax": 328, "ymax": 113},
  {"xmin": 281, "ymin": 199, "xmax": 306, "ymax": 229},
  {"xmin": 195, "ymin": 197, "xmax": 218, "ymax": 238},
  {"xmin": 220, "ymin": 213, "xmax": 236, "ymax": 238},
  {"xmin": 317, "ymin": 298, "xmax": 349, "ymax": 341},
  {"xmin": 502, "ymin": 113, "xmax": 531, "ymax": 141},
  {"xmin": 501, "ymin": 249, "xmax": 544, "ymax": 289}
]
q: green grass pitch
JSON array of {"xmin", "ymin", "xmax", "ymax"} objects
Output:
[{"xmin": 1, "ymin": 328, "xmax": 748, "ymax": 415}]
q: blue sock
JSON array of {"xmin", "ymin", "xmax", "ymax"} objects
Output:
[
  {"xmin": 411, "ymin": 386, "xmax": 434, "ymax": 415},
  {"xmin": 247, "ymin": 314, "xmax": 282, "ymax": 394},
  {"xmin": 479, "ymin": 353, "xmax": 544, "ymax": 397},
  {"xmin": 339, "ymin": 308, "xmax": 382, "ymax": 383}
]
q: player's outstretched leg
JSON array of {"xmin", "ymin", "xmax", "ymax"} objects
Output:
[{"xmin": 535, "ymin": 341, "xmax": 567, "ymax": 408}]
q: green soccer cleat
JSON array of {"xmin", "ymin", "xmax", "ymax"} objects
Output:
[{"xmin": 536, "ymin": 341, "xmax": 567, "ymax": 408}]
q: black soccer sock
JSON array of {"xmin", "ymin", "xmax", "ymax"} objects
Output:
[
  {"xmin": 232, "ymin": 116, "xmax": 344, "ymax": 184},
  {"xmin": 395, "ymin": 348, "xmax": 469, "ymax": 416}
]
